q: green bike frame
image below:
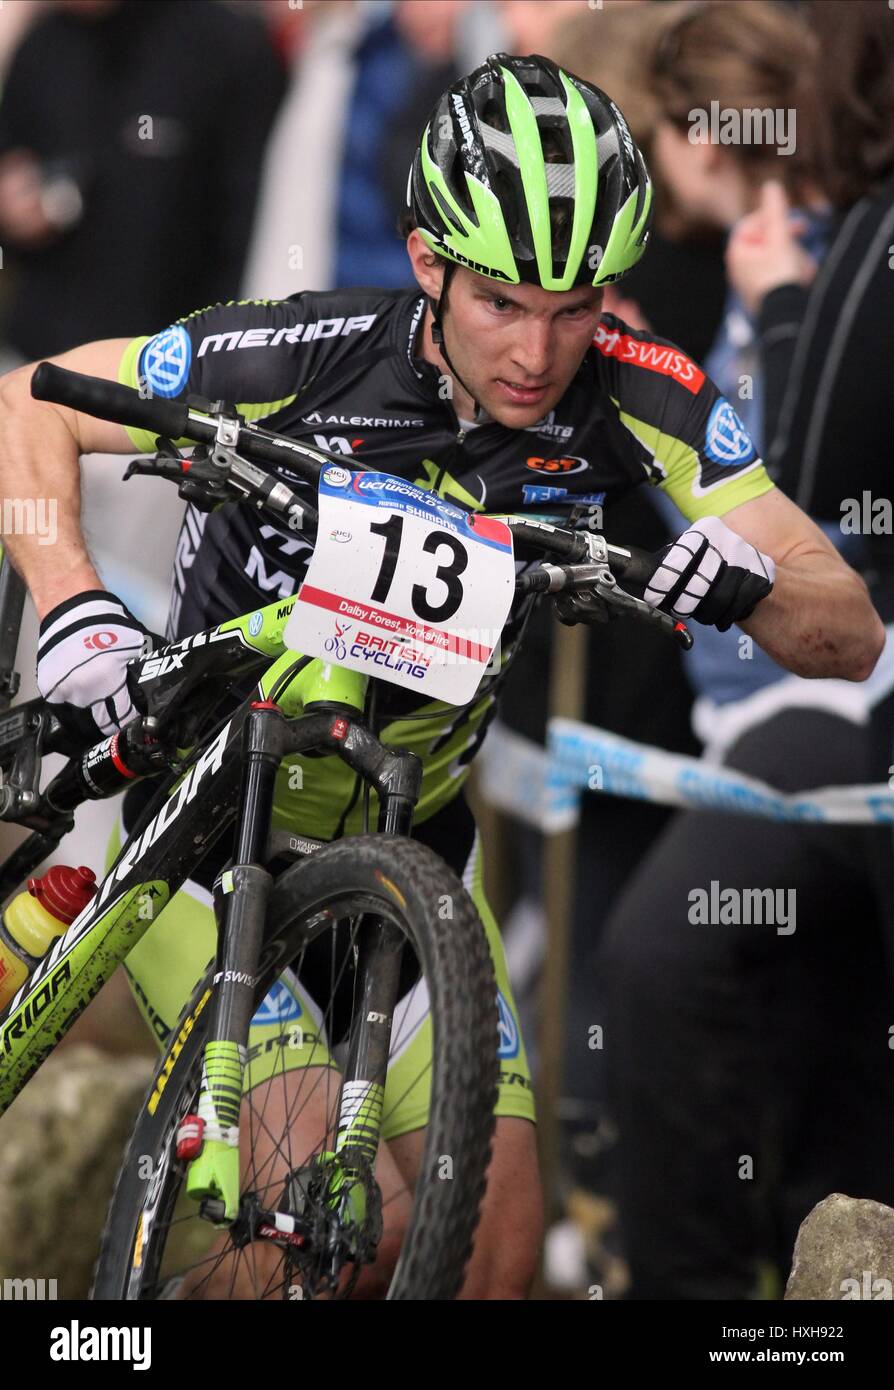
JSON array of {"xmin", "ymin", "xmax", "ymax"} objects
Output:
[{"xmin": 0, "ymin": 591, "xmax": 370, "ymax": 1120}]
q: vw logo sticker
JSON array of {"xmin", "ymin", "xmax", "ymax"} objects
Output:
[
  {"xmin": 252, "ymin": 981, "xmax": 303, "ymax": 1026},
  {"xmin": 496, "ymin": 989, "xmax": 519, "ymax": 1059},
  {"xmin": 704, "ymin": 398, "xmax": 755, "ymax": 466},
  {"xmin": 141, "ymin": 324, "xmax": 192, "ymax": 399}
]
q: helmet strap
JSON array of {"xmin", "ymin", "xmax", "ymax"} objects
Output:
[{"xmin": 429, "ymin": 261, "xmax": 483, "ymax": 423}]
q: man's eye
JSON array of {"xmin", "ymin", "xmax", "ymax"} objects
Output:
[{"xmin": 490, "ymin": 297, "xmax": 512, "ymax": 311}]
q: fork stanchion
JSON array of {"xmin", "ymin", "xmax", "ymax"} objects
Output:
[{"xmin": 537, "ymin": 619, "xmax": 588, "ymax": 1230}]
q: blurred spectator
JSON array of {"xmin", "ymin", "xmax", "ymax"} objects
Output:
[
  {"xmin": 0, "ymin": 1, "xmax": 46, "ymax": 90},
  {"xmin": 550, "ymin": 0, "xmax": 728, "ymax": 362},
  {"xmin": 722, "ymin": 0, "xmax": 894, "ymax": 964},
  {"xmin": 0, "ymin": 0, "xmax": 286, "ymax": 360},
  {"xmin": 597, "ymin": 0, "xmax": 894, "ymax": 1300},
  {"xmin": 243, "ymin": 0, "xmax": 504, "ymax": 299},
  {"xmin": 496, "ymin": 0, "xmax": 597, "ymax": 57}
]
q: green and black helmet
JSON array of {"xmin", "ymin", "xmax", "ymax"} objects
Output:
[{"xmin": 408, "ymin": 52, "xmax": 653, "ymax": 290}]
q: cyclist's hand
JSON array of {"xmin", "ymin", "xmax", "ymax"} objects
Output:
[
  {"xmin": 642, "ymin": 516, "xmax": 775, "ymax": 631},
  {"xmin": 37, "ymin": 590, "xmax": 151, "ymax": 742}
]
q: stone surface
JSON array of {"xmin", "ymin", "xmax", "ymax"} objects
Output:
[
  {"xmin": 785, "ymin": 1193, "xmax": 894, "ymax": 1300},
  {"xmin": 0, "ymin": 1044, "xmax": 153, "ymax": 1299}
]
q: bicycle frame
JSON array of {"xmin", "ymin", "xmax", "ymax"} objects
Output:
[{"xmin": 0, "ymin": 590, "xmax": 423, "ymax": 1224}]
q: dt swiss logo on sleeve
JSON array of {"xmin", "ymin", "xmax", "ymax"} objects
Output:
[
  {"xmin": 704, "ymin": 399, "xmax": 756, "ymax": 465},
  {"xmin": 592, "ymin": 324, "xmax": 705, "ymax": 394},
  {"xmin": 140, "ymin": 325, "xmax": 191, "ymax": 398}
]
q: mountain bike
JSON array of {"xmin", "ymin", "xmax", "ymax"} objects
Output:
[{"xmin": 0, "ymin": 363, "xmax": 691, "ymax": 1300}]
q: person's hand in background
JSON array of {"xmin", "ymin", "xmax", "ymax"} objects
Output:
[
  {"xmin": 0, "ymin": 149, "xmax": 61, "ymax": 248},
  {"xmin": 725, "ymin": 179, "xmax": 818, "ymax": 316}
]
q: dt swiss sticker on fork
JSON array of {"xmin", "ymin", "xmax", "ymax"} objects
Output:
[{"xmin": 284, "ymin": 467, "xmax": 515, "ymax": 704}]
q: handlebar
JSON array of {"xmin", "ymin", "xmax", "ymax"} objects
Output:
[
  {"xmin": 29, "ymin": 361, "xmax": 690, "ymax": 650},
  {"xmin": 31, "ymin": 360, "xmax": 331, "ymax": 485}
]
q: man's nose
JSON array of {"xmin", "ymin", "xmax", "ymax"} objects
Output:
[{"xmin": 509, "ymin": 320, "xmax": 553, "ymax": 380}]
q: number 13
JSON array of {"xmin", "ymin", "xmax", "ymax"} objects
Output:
[{"xmin": 370, "ymin": 515, "xmax": 468, "ymax": 622}]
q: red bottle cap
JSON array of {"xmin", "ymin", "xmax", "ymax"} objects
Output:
[{"xmin": 27, "ymin": 865, "xmax": 97, "ymax": 924}]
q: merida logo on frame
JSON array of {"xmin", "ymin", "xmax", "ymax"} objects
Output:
[{"xmin": 49, "ymin": 1322, "xmax": 151, "ymax": 1371}]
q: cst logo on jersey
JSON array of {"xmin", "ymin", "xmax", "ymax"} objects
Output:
[{"xmin": 525, "ymin": 455, "xmax": 589, "ymax": 474}]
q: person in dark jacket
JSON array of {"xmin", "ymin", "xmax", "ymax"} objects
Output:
[{"xmin": 0, "ymin": 0, "xmax": 286, "ymax": 360}]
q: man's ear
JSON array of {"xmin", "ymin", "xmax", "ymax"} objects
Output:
[{"xmin": 406, "ymin": 229, "xmax": 445, "ymax": 299}]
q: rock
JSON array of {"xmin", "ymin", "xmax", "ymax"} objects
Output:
[
  {"xmin": 785, "ymin": 1193, "xmax": 894, "ymax": 1300},
  {"xmin": 0, "ymin": 1044, "xmax": 154, "ymax": 1299}
]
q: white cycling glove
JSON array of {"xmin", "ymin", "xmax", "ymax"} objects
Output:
[
  {"xmin": 37, "ymin": 590, "xmax": 150, "ymax": 742},
  {"xmin": 643, "ymin": 515, "xmax": 775, "ymax": 632}
]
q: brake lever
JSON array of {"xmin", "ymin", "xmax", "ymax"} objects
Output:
[
  {"xmin": 577, "ymin": 532, "xmax": 693, "ymax": 649},
  {"xmin": 547, "ymin": 547, "xmax": 693, "ymax": 649},
  {"xmin": 124, "ymin": 447, "xmax": 235, "ymax": 513},
  {"xmin": 558, "ymin": 578, "xmax": 693, "ymax": 649}
]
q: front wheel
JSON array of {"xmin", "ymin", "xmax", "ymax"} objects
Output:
[{"xmin": 91, "ymin": 836, "xmax": 500, "ymax": 1300}]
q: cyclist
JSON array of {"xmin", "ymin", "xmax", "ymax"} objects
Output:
[{"xmin": 0, "ymin": 53, "xmax": 883, "ymax": 1299}]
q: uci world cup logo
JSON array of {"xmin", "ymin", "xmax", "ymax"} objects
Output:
[{"xmin": 324, "ymin": 620, "xmax": 352, "ymax": 661}]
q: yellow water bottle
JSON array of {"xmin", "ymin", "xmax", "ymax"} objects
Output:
[{"xmin": 0, "ymin": 865, "xmax": 97, "ymax": 1013}]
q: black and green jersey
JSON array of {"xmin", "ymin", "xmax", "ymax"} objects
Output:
[{"xmin": 118, "ymin": 287, "xmax": 773, "ymax": 838}]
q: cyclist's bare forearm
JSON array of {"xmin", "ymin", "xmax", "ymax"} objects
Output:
[{"xmin": 0, "ymin": 341, "xmax": 134, "ymax": 619}]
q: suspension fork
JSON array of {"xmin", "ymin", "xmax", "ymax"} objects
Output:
[
  {"xmin": 186, "ymin": 699, "xmax": 285, "ymax": 1219},
  {"xmin": 295, "ymin": 696, "xmax": 422, "ymax": 1194},
  {"xmin": 185, "ymin": 687, "xmax": 423, "ymax": 1221},
  {"xmin": 333, "ymin": 783, "xmax": 416, "ymax": 1189}
]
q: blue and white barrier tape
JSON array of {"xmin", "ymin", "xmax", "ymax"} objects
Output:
[{"xmin": 476, "ymin": 719, "xmax": 894, "ymax": 833}]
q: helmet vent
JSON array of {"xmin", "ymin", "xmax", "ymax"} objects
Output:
[
  {"xmin": 545, "ymin": 163, "xmax": 576, "ymax": 198},
  {"xmin": 530, "ymin": 97, "xmax": 566, "ymax": 117},
  {"xmin": 431, "ymin": 181, "xmax": 466, "ymax": 236},
  {"xmin": 479, "ymin": 121, "xmax": 519, "ymax": 166}
]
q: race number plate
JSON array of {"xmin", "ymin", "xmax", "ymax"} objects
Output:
[{"xmin": 284, "ymin": 467, "xmax": 515, "ymax": 705}]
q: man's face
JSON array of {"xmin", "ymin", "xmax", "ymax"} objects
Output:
[{"xmin": 408, "ymin": 235, "xmax": 604, "ymax": 427}]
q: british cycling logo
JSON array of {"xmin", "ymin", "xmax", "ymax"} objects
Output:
[
  {"xmin": 351, "ymin": 631, "xmax": 429, "ymax": 677},
  {"xmin": 252, "ymin": 981, "xmax": 302, "ymax": 1026},
  {"xmin": 324, "ymin": 621, "xmax": 352, "ymax": 661},
  {"xmin": 140, "ymin": 325, "xmax": 191, "ymax": 398},
  {"xmin": 496, "ymin": 991, "xmax": 519, "ymax": 1058},
  {"xmin": 704, "ymin": 399, "xmax": 755, "ymax": 465}
]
